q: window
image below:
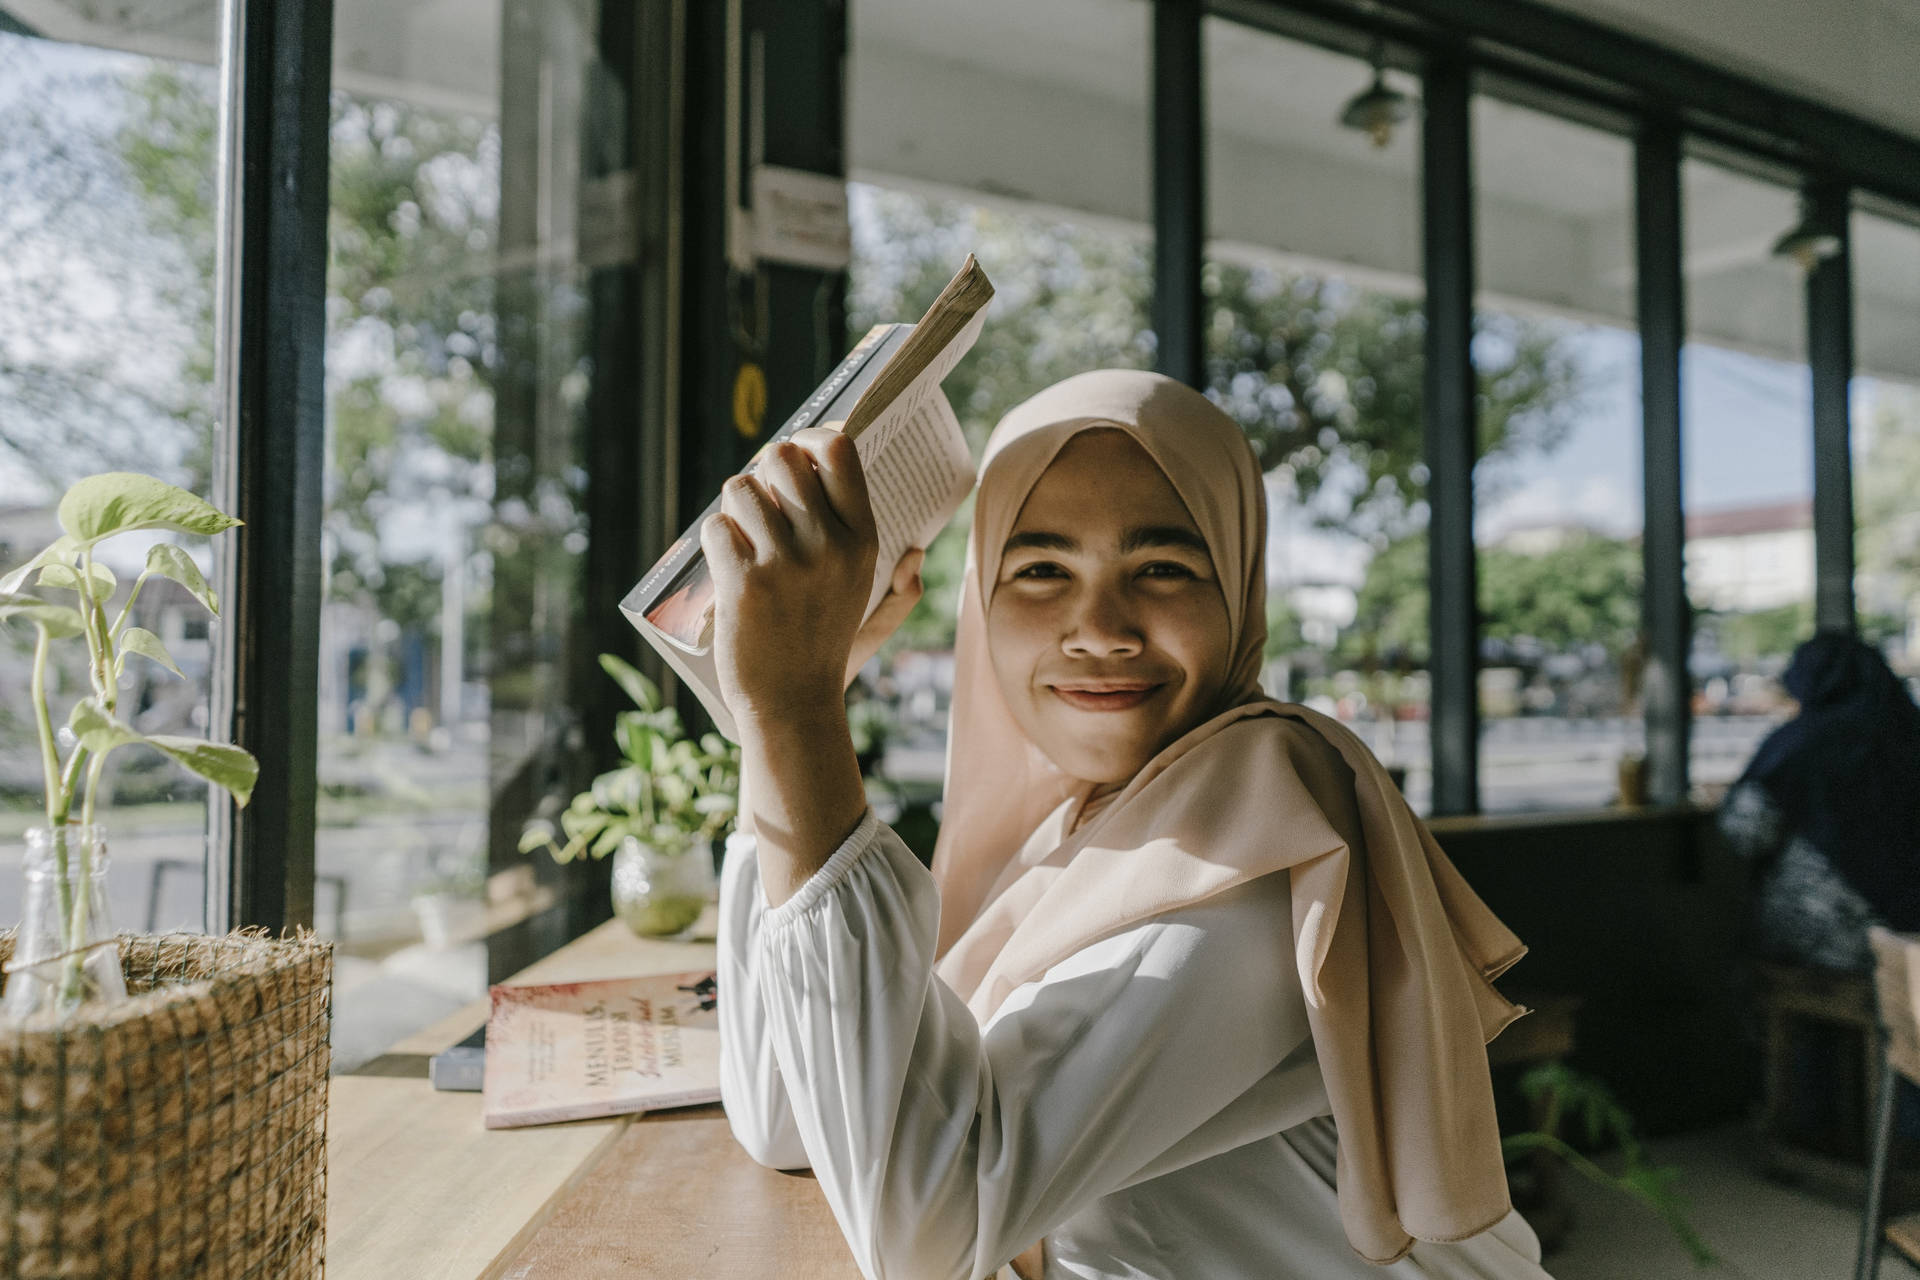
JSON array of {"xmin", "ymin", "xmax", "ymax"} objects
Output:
[
  {"xmin": 0, "ymin": 16, "xmax": 226, "ymax": 934},
  {"xmin": 323, "ymin": 1, "xmax": 601, "ymax": 1071},
  {"xmin": 1681, "ymin": 158, "xmax": 1816, "ymax": 796},
  {"xmin": 1472, "ymin": 99, "xmax": 1643, "ymax": 812},
  {"xmin": 1851, "ymin": 207, "xmax": 1920, "ymax": 691},
  {"xmin": 1202, "ymin": 21, "xmax": 1431, "ymax": 807}
]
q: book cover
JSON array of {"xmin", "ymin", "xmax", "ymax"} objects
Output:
[{"xmin": 480, "ymin": 970, "xmax": 721, "ymax": 1129}]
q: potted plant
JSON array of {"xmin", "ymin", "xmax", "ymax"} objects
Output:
[
  {"xmin": 520, "ymin": 653, "xmax": 739, "ymax": 938},
  {"xmin": 0, "ymin": 472, "xmax": 259, "ymax": 1019},
  {"xmin": 0, "ymin": 472, "xmax": 332, "ymax": 1279}
]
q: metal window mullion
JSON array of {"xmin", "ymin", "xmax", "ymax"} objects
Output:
[
  {"xmin": 207, "ymin": 0, "xmax": 333, "ymax": 934},
  {"xmin": 1635, "ymin": 122, "xmax": 1690, "ymax": 806},
  {"xmin": 1421, "ymin": 52, "xmax": 1477, "ymax": 816},
  {"xmin": 1808, "ymin": 181, "xmax": 1856, "ymax": 634},
  {"xmin": 1152, "ymin": 0, "xmax": 1205, "ymax": 388}
]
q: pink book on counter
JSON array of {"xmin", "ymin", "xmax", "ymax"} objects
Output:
[{"xmin": 481, "ymin": 970, "xmax": 720, "ymax": 1129}]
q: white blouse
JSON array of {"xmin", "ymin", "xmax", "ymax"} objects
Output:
[{"xmin": 718, "ymin": 811, "xmax": 1553, "ymax": 1280}]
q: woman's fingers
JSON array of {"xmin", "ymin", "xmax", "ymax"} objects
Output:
[
  {"xmin": 889, "ymin": 546, "xmax": 925, "ymax": 597},
  {"xmin": 787, "ymin": 427, "xmax": 875, "ymax": 541},
  {"xmin": 756, "ymin": 441, "xmax": 835, "ymax": 549},
  {"xmin": 717, "ymin": 473, "xmax": 793, "ymax": 563}
]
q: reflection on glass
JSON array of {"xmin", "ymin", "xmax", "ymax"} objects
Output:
[
  {"xmin": 0, "ymin": 25, "xmax": 223, "ymax": 935},
  {"xmin": 1682, "ymin": 159, "xmax": 1816, "ymax": 798},
  {"xmin": 1851, "ymin": 209, "xmax": 1920, "ymax": 693},
  {"xmin": 1202, "ymin": 19, "xmax": 1432, "ymax": 808},
  {"xmin": 323, "ymin": 2, "xmax": 593, "ymax": 1071},
  {"xmin": 1471, "ymin": 99, "xmax": 1643, "ymax": 813}
]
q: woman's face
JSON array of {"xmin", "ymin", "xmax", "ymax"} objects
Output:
[{"xmin": 986, "ymin": 428, "xmax": 1234, "ymax": 788}]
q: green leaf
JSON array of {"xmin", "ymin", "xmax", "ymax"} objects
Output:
[
  {"xmin": 599, "ymin": 652, "xmax": 659, "ymax": 711},
  {"xmin": 144, "ymin": 543, "xmax": 220, "ymax": 615},
  {"xmin": 58, "ymin": 473, "xmax": 240, "ymax": 547},
  {"xmin": 118, "ymin": 627, "xmax": 184, "ymax": 679},
  {"xmin": 68, "ymin": 699, "xmax": 145, "ymax": 754},
  {"xmin": 0, "ymin": 598, "xmax": 86, "ymax": 639},
  {"xmin": 145, "ymin": 736, "xmax": 258, "ymax": 807},
  {"xmin": 38, "ymin": 560, "xmax": 115, "ymax": 601},
  {"xmin": 0, "ymin": 536, "xmax": 77, "ymax": 596}
]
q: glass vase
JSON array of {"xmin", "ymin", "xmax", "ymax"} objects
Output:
[
  {"xmin": 611, "ymin": 837, "xmax": 716, "ymax": 939},
  {"xmin": 4, "ymin": 824, "xmax": 128, "ymax": 1023}
]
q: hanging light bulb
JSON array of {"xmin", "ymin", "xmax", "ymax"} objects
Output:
[
  {"xmin": 1770, "ymin": 196, "xmax": 1842, "ymax": 272},
  {"xmin": 1339, "ymin": 41, "xmax": 1412, "ymax": 148}
]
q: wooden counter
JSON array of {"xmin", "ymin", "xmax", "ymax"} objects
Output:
[{"xmin": 326, "ymin": 915, "xmax": 861, "ymax": 1279}]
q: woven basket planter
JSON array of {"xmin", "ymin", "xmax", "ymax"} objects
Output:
[{"xmin": 0, "ymin": 929, "xmax": 332, "ymax": 1280}]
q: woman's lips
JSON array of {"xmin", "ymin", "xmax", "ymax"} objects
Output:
[{"xmin": 1049, "ymin": 684, "xmax": 1163, "ymax": 711}]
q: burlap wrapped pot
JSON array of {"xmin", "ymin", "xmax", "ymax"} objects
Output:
[{"xmin": 0, "ymin": 928, "xmax": 332, "ymax": 1279}]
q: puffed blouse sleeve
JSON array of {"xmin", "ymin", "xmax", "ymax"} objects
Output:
[{"xmin": 718, "ymin": 810, "xmax": 1322, "ymax": 1280}]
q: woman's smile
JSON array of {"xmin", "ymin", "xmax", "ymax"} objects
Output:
[{"xmin": 1048, "ymin": 680, "xmax": 1166, "ymax": 711}]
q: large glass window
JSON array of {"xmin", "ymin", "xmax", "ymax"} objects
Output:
[
  {"xmin": 846, "ymin": 0, "xmax": 1152, "ymax": 807},
  {"xmin": 0, "ymin": 18, "xmax": 225, "ymax": 935},
  {"xmin": 1851, "ymin": 207, "xmax": 1920, "ymax": 692},
  {"xmin": 1202, "ymin": 22, "xmax": 1432, "ymax": 807},
  {"xmin": 323, "ymin": 0, "xmax": 599, "ymax": 1070},
  {"xmin": 1681, "ymin": 159, "xmax": 1816, "ymax": 798},
  {"xmin": 1472, "ymin": 100, "xmax": 1642, "ymax": 813}
]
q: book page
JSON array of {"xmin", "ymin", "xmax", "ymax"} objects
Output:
[{"xmin": 858, "ymin": 389, "xmax": 975, "ymax": 616}]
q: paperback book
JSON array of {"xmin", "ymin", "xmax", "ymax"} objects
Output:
[
  {"xmin": 480, "ymin": 970, "xmax": 720, "ymax": 1129},
  {"xmin": 621, "ymin": 255, "xmax": 994, "ymax": 738}
]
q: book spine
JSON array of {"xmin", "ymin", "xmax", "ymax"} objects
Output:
[{"xmin": 621, "ymin": 323, "xmax": 908, "ymax": 616}]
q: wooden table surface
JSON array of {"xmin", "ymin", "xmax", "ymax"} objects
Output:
[{"xmin": 326, "ymin": 914, "xmax": 861, "ymax": 1279}]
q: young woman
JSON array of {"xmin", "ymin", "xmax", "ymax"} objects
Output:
[{"xmin": 708, "ymin": 370, "xmax": 1551, "ymax": 1279}]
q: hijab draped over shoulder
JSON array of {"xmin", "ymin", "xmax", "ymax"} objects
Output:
[{"xmin": 928, "ymin": 369, "xmax": 1529, "ymax": 1265}]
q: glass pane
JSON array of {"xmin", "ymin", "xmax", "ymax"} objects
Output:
[
  {"xmin": 324, "ymin": 0, "xmax": 597, "ymax": 1070},
  {"xmin": 1852, "ymin": 207, "xmax": 1920, "ymax": 691},
  {"xmin": 1682, "ymin": 159, "xmax": 1814, "ymax": 800},
  {"xmin": 846, "ymin": 0, "xmax": 1151, "ymax": 812},
  {"xmin": 0, "ymin": 13, "xmax": 225, "ymax": 935},
  {"xmin": 1203, "ymin": 21, "xmax": 1430, "ymax": 809},
  {"xmin": 1472, "ymin": 99, "xmax": 1643, "ymax": 813}
]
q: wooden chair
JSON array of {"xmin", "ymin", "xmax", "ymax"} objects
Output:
[{"xmin": 1856, "ymin": 927, "xmax": 1920, "ymax": 1280}]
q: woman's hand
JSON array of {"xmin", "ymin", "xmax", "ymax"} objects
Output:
[
  {"xmin": 700, "ymin": 427, "xmax": 877, "ymax": 905},
  {"xmin": 845, "ymin": 547, "xmax": 924, "ymax": 688},
  {"xmin": 701, "ymin": 428, "xmax": 878, "ymax": 726}
]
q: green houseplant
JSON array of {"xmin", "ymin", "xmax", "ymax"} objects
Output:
[
  {"xmin": 0, "ymin": 472, "xmax": 259, "ymax": 1019},
  {"xmin": 520, "ymin": 653, "xmax": 739, "ymax": 937}
]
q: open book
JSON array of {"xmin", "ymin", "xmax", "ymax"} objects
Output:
[{"xmin": 621, "ymin": 256, "xmax": 993, "ymax": 739}]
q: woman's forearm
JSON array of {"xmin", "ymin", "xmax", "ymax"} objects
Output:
[{"xmin": 739, "ymin": 695, "xmax": 869, "ymax": 907}]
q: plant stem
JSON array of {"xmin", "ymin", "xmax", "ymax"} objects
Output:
[
  {"xmin": 30, "ymin": 626, "xmax": 59, "ymax": 830},
  {"xmin": 109, "ymin": 570, "xmax": 148, "ymax": 641},
  {"xmin": 80, "ymin": 546, "xmax": 115, "ymax": 711}
]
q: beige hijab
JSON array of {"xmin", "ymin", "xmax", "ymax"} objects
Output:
[{"xmin": 928, "ymin": 369, "xmax": 1529, "ymax": 1265}]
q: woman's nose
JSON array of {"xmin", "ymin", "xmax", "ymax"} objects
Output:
[{"xmin": 1061, "ymin": 587, "xmax": 1144, "ymax": 658}]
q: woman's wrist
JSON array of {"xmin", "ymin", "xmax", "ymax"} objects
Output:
[{"xmin": 739, "ymin": 697, "xmax": 870, "ymax": 907}]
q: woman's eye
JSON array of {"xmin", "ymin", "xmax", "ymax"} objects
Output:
[
  {"xmin": 1012, "ymin": 562, "xmax": 1066, "ymax": 580},
  {"xmin": 1141, "ymin": 561, "xmax": 1197, "ymax": 580}
]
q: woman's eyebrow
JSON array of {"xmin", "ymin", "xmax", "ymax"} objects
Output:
[
  {"xmin": 1120, "ymin": 525, "xmax": 1209, "ymax": 554},
  {"xmin": 1003, "ymin": 529, "xmax": 1077, "ymax": 554}
]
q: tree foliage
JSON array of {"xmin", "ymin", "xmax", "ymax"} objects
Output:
[{"xmin": 1343, "ymin": 529, "xmax": 1641, "ymax": 669}]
